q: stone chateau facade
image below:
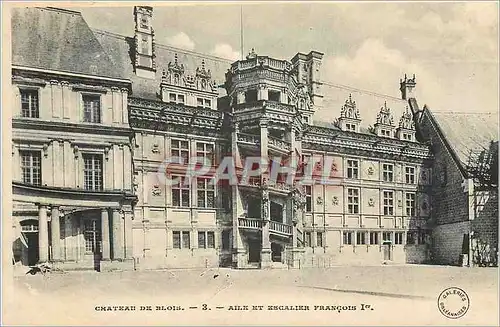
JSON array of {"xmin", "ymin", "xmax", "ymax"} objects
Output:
[{"xmin": 11, "ymin": 6, "xmax": 497, "ymax": 271}]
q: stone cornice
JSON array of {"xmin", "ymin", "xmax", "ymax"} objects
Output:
[{"xmin": 12, "ymin": 119, "xmax": 134, "ymax": 137}]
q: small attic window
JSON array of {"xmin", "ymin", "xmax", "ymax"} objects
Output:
[
  {"xmin": 380, "ymin": 129, "xmax": 391, "ymax": 137},
  {"xmin": 268, "ymin": 90, "xmax": 281, "ymax": 102},
  {"xmin": 345, "ymin": 123, "xmax": 356, "ymax": 132}
]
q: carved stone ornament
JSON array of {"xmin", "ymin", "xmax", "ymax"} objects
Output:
[
  {"xmin": 422, "ymin": 201, "xmax": 428, "ymax": 211},
  {"xmin": 152, "ymin": 185, "xmax": 162, "ymax": 196},
  {"xmin": 367, "ymin": 166, "xmax": 374, "ymax": 175},
  {"xmin": 316, "ymin": 196, "xmax": 323, "ymax": 205},
  {"xmin": 332, "ymin": 196, "xmax": 339, "ymax": 206},
  {"xmin": 368, "ymin": 198, "xmax": 375, "ymax": 207},
  {"xmin": 151, "ymin": 143, "xmax": 159, "ymax": 153},
  {"xmin": 398, "ymin": 200, "xmax": 403, "ymax": 207}
]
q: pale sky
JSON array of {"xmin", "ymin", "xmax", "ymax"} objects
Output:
[{"xmin": 70, "ymin": 2, "xmax": 498, "ymax": 114}]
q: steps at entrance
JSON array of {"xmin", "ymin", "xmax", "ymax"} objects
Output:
[{"xmin": 271, "ymin": 262, "xmax": 288, "ymax": 269}]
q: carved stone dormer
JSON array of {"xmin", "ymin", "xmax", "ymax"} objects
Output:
[
  {"xmin": 337, "ymin": 94, "xmax": 361, "ymax": 133},
  {"xmin": 396, "ymin": 106, "xmax": 416, "ymax": 142},
  {"xmin": 374, "ymin": 102, "xmax": 395, "ymax": 138},
  {"xmin": 133, "ymin": 6, "xmax": 156, "ymax": 79},
  {"xmin": 159, "ymin": 55, "xmax": 218, "ymax": 108}
]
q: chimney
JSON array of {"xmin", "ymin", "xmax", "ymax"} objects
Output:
[
  {"xmin": 133, "ymin": 6, "xmax": 156, "ymax": 79},
  {"xmin": 400, "ymin": 74, "xmax": 416, "ymax": 100}
]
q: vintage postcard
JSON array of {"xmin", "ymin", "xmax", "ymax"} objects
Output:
[{"xmin": 2, "ymin": 1, "xmax": 499, "ymax": 326}]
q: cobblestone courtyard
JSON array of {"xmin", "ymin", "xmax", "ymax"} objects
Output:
[{"xmin": 5, "ymin": 265, "xmax": 498, "ymax": 326}]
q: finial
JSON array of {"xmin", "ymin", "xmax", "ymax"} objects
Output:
[
  {"xmin": 201, "ymin": 59, "xmax": 205, "ymax": 69},
  {"xmin": 174, "ymin": 53, "xmax": 178, "ymax": 64}
]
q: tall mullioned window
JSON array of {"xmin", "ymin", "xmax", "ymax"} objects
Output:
[
  {"xmin": 83, "ymin": 154, "xmax": 103, "ymax": 191},
  {"xmin": 196, "ymin": 142, "xmax": 214, "ymax": 166},
  {"xmin": 172, "ymin": 176, "xmax": 190, "ymax": 207},
  {"xmin": 20, "ymin": 89, "xmax": 39, "ymax": 118},
  {"xmin": 20, "ymin": 151, "xmax": 41, "ymax": 185},
  {"xmin": 347, "ymin": 159, "xmax": 359, "ymax": 179},
  {"xmin": 383, "ymin": 190, "xmax": 394, "ymax": 216},
  {"xmin": 405, "ymin": 166, "xmax": 416, "ymax": 184},
  {"xmin": 405, "ymin": 192, "xmax": 416, "ymax": 216},
  {"xmin": 347, "ymin": 188, "xmax": 360, "ymax": 214},
  {"xmin": 171, "ymin": 140, "xmax": 189, "ymax": 163},
  {"xmin": 83, "ymin": 218, "xmax": 101, "ymax": 254},
  {"xmin": 83, "ymin": 94, "xmax": 101, "ymax": 123},
  {"xmin": 173, "ymin": 231, "xmax": 190, "ymax": 249},
  {"xmin": 197, "ymin": 178, "xmax": 215, "ymax": 208},
  {"xmin": 305, "ymin": 186, "xmax": 312, "ymax": 212},
  {"xmin": 382, "ymin": 163, "xmax": 394, "ymax": 182}
]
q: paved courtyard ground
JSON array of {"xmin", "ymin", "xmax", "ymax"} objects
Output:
[{"xmin": 4, "ymin": 265, "xmax": 498, "ymax": 326}]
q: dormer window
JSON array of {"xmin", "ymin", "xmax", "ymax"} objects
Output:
[
  {"xmin": 345, "ymin": 123, "xmax": 357, "ymax": 132},
  {"xmin": 380, "ymin": 129, "xmax": 391, "ymax": 137}
]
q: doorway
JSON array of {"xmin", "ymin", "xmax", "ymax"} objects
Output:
[
  {"xmin": 20, "ymin": 220, "xmax": 39, "ymax": 266},
  {"xmin": 248, "ymin": 239, "xmax": 261, "ymax": 263},
  {"xmin": 247, "ymin": 197, "xmax": 261, "ymax": 219},
  {"xmin": 383, "ymin": 241, "xmax": 392, "ymax": 261},
  {"xmin": 83, "ymin": 218, "xmax": 102, "ymax": 271},
  {"xmin": 271, "ymin": 243, "xmax": 283, "ymax": 262}
]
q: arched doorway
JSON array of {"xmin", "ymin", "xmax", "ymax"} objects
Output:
[{"xmin": 20, "ymin": 220, "xmax": 39, "ymax": 266}]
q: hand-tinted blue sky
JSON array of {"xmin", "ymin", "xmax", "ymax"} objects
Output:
[{"xmin": 70, "ymin": 2, "xmax": 498, "ymax": 113}]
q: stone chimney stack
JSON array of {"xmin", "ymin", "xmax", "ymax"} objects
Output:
[
  {"xmin": 400, "ymin": 74, "xmax": 416, "ymax": 100},
  {"xmin": 133, "ymin": 6, "xmax": 156, "ymax": 79}
]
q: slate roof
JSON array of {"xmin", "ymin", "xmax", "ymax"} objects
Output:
[
  {"xmin": 11, "ymin": 6, "xmax": 415, "ymax": 133},
  {"xmin": 429, "ymin": 111, "xmax": 499, "ymax": 165},
  {"xmin": 11, "ymin": 7, "xmax": 124, "ymax": 80},
  {"xmin": 92, "ymin": 29, "xmax": 231, "ymax": 99}
]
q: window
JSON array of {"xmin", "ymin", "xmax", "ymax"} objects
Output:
[
  {"xmin": 169, "ymin": 93, "xmax": 185, "ymax": 104},
  {"xmin": 173, "ymin": 231, "xmax": 191, "ymax": 249},
  {"xmin": 172, "ymin": 176, "xmax": 190, "ymax": 207},
  {"xmin": 369, "ymin": 232, "xmax": 379, "ymax": 245},
  {"xmin": 198, "ymin": 231, "xmax": 215, "ymax": 249},
  {"xmin": 383, "ymin": 191, "xmax": 394, "ymax": 216},
  {"xmin": 140, "ymin": 15, "xmax": 149, "ymax": 28},
  {"xmin": 304, "ymin": 232, "xmax": 312, "ymax": 247},
  {"xmin": 347, "ymin": 159, "xmax": 359, "ymax": 179},
  {"xmin": 268, "ymin": 90, "xmax": 281, "ymax": 102},
  {"xmin": 244, "ymin": 89, "xmax": 258, "ymax": 103},
  {"xmin": 82, "ymin": 94, "xmax": 101, "ymax": 123},
  {"xmin": 418, "ymin": 231, "xmax": 426, "ymax": 245},
  {"xmin": 382, "ymin": 232, "xmax": 392, "ymax": 243},
  {"xmin": 20, "ymin": 151, "xmax": 41, "ymax": 185},
  {"xmin": 405, "ymin": 166, "xmax": 415, "ymax": 184},
  {"xmin": 345, "ymin": 123, "xmax": 356, "ymax": 132},
  {"xmin": 171, "ymin": 139, "xmax": 189, "ymax": 163},
  {"xmin": 402, "ymin": 133, "xmax": 413, "ymax": 141},
  {"xmin": 196, "ymin": 142, "xmax": 214, "ymax": 166},
  {"xmin": 316, "ymin": 232, "xmax": 323, "ymax": 247},
  {"xmin": 83, "ymin": 154, "xmax": 103, "ymax": 191},
  {"xmin": 141, "ymin": 36, "xmax": 149, "ymax": 54},
  {"xmin": 197, "ymin": 178, "xmax": 215, "ymax": 208},
  {"xmin": 197, "ymin": 98, "xmax": 212, "ymax": 109},
  {"xmin": 20, "ymin": 89, "xmax": 39, "ymax": 118},
  {"xmin": 381, "ymin": 129, "xmax": 391, "ymax": 137},
  {"xmin": 305, "ymin": 186, "xmax": 312, "ymax": 212},
  {"xmin": 347, "ymin": 188, "xmax": 360, "ymax": 214},
  {"xmin": 221, "ymin": 230, "xmax": 230, "ymax": 250},
  {"xmin": 407, "ymin": 231, "xmax": 416, "ymax": 245},
  {"xmin": 83, "ymin": 219, "xmax": 101, "ymax": 254},
  {"xmin": 382, "ymin": 163, "xmax": 394, "ymax": 182},
  {"xmin": 356, "ymin": 231, "xmax": 366, "ymax": 245},
  {"xmin": 395, "ymin": 232, "xmax": 404, "ymax": 245},
  {"xmin": 343, "ymin": 231, "xmax": 353, "ymax": 245},
  {"xmin": 405, "ymin": 193, "xmax": 416, "ymax": 216}
]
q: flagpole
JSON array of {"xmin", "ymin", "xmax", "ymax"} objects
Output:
[{"xmin": 240, "ymin": 5, "xmax": 244, "ymax": 60}]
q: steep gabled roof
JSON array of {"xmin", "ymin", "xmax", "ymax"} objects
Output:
[
  {"xmin": 11, "ymin": 7, "xmax": 125, "ymax": 80},
  {"xmin": 424, "ymin": 109, "xmax": 499, "ymax": 172},
  {"xmin": 92, "ymin": 29, "xmax": 231, "ymax": 100}
]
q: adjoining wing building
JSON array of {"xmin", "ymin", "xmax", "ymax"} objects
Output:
[{"xmin": 11, "ymin": 6, "xmax": 498, "ymax": 271}]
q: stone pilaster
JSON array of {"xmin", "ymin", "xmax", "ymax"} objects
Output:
[
  {"xmin": 112, "ymin": 208, "xmax": 124, "ymax": 260},
  {"xmin": 50, "ymin": 206, "xmax": 61, "ymax": 261},
  {"xmin": 38, "ymin": 204, "xmax": 49, "ymax": 263},
  {"xmin": 101, "ymin": 208, "xmax": 111, "ymax": 261}
]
